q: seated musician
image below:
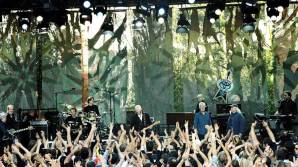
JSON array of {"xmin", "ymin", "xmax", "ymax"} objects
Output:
[
  {"xmin": 84, "ymin": 96, "xmax": 100, "ymax": 116},
  {"xmin": 62, "ymin": 107, "xmax": 82, "ymax": 138},
  {"xmin": 275, "ymin": 91, "xmax": 297, "ymax": 130}
]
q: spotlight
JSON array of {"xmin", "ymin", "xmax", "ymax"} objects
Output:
[
  {"xmin": 188, "ymin": 0, "xmax": 195, "ymax": 4},
  {"xmin": 241, "ymin": 0, "xmax": 259, "ymax": 32},
  {"xmin": 83, "ymin": 0, "xmax": 91, "ymax": 8},
  {"xmin": 102, "ymin": 17, "xmax": 114, "ymax": 36},
  {"xmin": 241, "ymin": 0, "xmax": 259, "ymax": 15},
  {"xmin": 206, "ymin": 4, "xmax": 220, "ymax": 24},
  {"xmin": 80, "ymin": 8, "xmax": 92, "ymax": 24},
  {"xmin": 266, "ymin": 7, "xmax": 279, "ymax": 21},
  {"xmin": 176, "ymin": 13, "xmax": 190, "ymax": 34},
  {"xmin": 242, "ymin": 14, "xmax": 256, "ymax": 32},
  {"xmin": 19, "ymin": 16, "xmax": 30, "ymax": 32},
  {"xmin": 156, "ymin": 5, "xmax": 168, "ymax": 24},
  {"xmin": 133, "ymin": 16, "xmax": 145, "ymax": 29},
  {"xmin": 37, "ymin": 15, "xmax": 43, "ymax": 22},
  {"xmin": 136, "ymin": 4, "xmax": 151, "ymax": 16},
  {"xmin": 94, "ymin": 6, "xmax": 107, "ymax": 18}
]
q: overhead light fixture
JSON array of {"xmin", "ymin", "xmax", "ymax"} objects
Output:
[
  {"xmin": 136, "ymin": 4, "xmax": 151, "ymax": 16},
  {"xmin": 94, "ymin": 6, "xmax": 107, "ymax": 18},
  {"xmin": 156, "ymin": 5, "xmax": 168, "ymax": 24},
  {"xmin": 80, "ymin": 8, "xmax": 92, "ymax": 24},
  {"xmin": 242, "ymin": 14, "xmax": 256, "ymax": 32},
  {"xmin": 188, "ymin": 0, "xmax": 196, "ymax": 4},
  {"xmin": 266, "ymin": 7, "xmax": 279, "ymax": 21},
  {"xmin": 206, "ymin": 4, "xmax": 220, "ymax": 24},
  {"xmin": 82, "ymin": 0, "xmax": 92, "ymax": 8},
  {"xmin": 133, "ymin": 16, "xmax": 145, "ymax": 29},
  {"xmin": 102, "ymin": 17, "xmax": 114, "ymax": 36},
  {"xmin": 176, "ymin": 13, "xmax": 190, "ymax": 34},
  {"xmin": 18, "ymin": 14, "xmax": 30, "ymax": 32},
  {"xmin": 241, "ymin": 0, "xmax": 259, "ymax": 32}
]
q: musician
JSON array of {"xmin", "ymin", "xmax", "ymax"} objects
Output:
[
  {"xmin": 276, "ymin": 91, "xmax": 297, "ymax": 130},
  {"xmin": 63, "ymin": 107, "xmax": 82, "ymax": 137},
  {"xmin": 131, "ymin": 105, "xmax": 152, "ymax": 131},
  {"xmin": 6, "ymin": 104, "xmax": 16, "ymax": 129},
  {"xmin": 193, "ymin": 101, "xmax": 211, "ymax": 139},
  {"xmin": 228, "ymin": 104, "xmax": 246, "ymax": 137},
  {"xmin": 0, "ymin": 111, "xmax": 11, "ymax": 146},
  {"xmin": 84, "ymin": 96, "xmax": 100, "ymax": 116}
]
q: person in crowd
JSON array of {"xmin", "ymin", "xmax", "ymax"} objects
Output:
[
  {"xmin": 83, "ymin": 96, "xmax": 100, "ymax": 117},
  {"xmin": 63, "ymin": 107, "xmax": 82, "ymax": 139},
  {"xmin": 131, "ymin": 105, "xmax": 152, "ymax": 132},
  {"xmin": 1, "ymin": 107, "xmax": 298, "ymax": 167},
  {"xmin": 6, "ymin": 104, "xmax": 16, "ymax": 129},
  {"xmin": 228, "ymin": 104, "xmax": 246, "ymax": 137},
  {"xmin": 193, "ymin": 101, "xmax": 211, "ymax": 139},
  {"xmin": 276, "ymin": 91, "xmax": 297, "ymax": 130}
]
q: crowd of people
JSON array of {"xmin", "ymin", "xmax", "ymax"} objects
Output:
[{"xmin": 0, "ymin": 91, "xmax": 297, "ymax": 167}]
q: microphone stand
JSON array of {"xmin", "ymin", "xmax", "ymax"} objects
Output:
[{"xmin": 54, "ymin": 88, "xmax": 76, "ymax": 110}]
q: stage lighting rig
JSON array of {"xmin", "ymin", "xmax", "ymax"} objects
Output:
[
  {"xmin": 133, "ymin": 16, "xmax": 146, "ymax": 29},
  {"xmin": 136, "ymin": 3, "xmax": 151, "ymax": 16},
  {"xmin": 155, "ymin": 4, "xmax": 168, "ymax": 24},
  {"xmin": 94, "ymin": 6, "xmax": 107, "ymax": 18},
  {"xmin": 18, "ymin": 14, "xmax": 31, "ymax": 32},
  {"xmin": 102, "ymin": 17, "xmax": 114, "ymax": 36},
  {"xmin": 241, "ymin": 0, "xmax": 259, "ymax": 32},
  {"xmin": 206, "ymin": 3, "xmax": 220, "ymax": 24},
  {"xmin": 80, "ymin": 8, "xmax": 92, "ymax": 24},
  {"xmin": 176, "ymin": 12, "xmax": 190, "ymax": 34}
]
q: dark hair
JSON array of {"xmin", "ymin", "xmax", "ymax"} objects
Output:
[
  {"xmin": 284, "ymin": 91, "xmax": 292, "ymax": 98},
  {"xmin": 80, "ymin": 147, "xmax": 89, "ymax": 159},
  {"xmin": 146, "ymin": 141, "xmax": 155, "ymax": 152},
  {"xmin": 167, "ymin": 157, "xmax": 178, "ymax": 167}
]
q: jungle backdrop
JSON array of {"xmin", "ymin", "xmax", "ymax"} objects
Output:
[{"xmin": 0, "ymin": 4, "xmax": 298, "ymax": 124}]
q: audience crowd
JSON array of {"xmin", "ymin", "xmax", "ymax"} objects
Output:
[{"xmin": 1, "ymin": 120, "xmax": 298, "ymax": 167}]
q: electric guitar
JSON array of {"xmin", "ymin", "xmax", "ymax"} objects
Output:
[
  {"xmin": 143, "ymin": 121, "xmax": 160, "ymax": 131},
  {"xmin": 8, "ymin": 126, "xmax": 34, "ymax": 136}
]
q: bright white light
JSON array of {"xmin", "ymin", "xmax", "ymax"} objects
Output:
[
  {"xmin": 158, "ymin": 17, "xmax": 165, "ymax": 24},
  {"xmin": 22, "ymin": 23, "xmax": 28, "ymax": 30},
  {"xmin": 83, "ymin": 1, "xmax": 91, "ymax": 8},
  {"xmin": 276, "ymin": 15, "xmax": 282, "ymax": 21},
  {"xmin": 215, "ymin": 9, "xmax": 222, "ymax": 15},
  {"xmin": 277, "ymin": 6, "xmax": 284, "ymax": 12},
  {"xmin": 135, "ymin": 21, "xmax": 143, "ymax": 27},
  {"xmin": 188, "ymin": 0, "xmax": 195, "ymax": 4},
  {"xmin": 158, "ymin": 8, "xmax": 165, "ymax": 15},
  {"xmin": 210, "ymin": 18, "xmax": 215, "ymax": 24},
  {"xmin": 60, "ymin": 25, "xmax": 66, "ymax": 30},
  {"xmin": 270, "ymin": 15, "xmax": 277, "ymax": 21},
  {"xmin": 37, "ymin": 16, "xmax": 43, "ymax": 22},
  {"xmin": 97, "ymin": 12, "xmax": 104, "ymax": 18}
]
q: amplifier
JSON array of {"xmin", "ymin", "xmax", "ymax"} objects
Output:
[{"xmin": 30, "ymin": 120, "xmax": 48, "ymax": 139}]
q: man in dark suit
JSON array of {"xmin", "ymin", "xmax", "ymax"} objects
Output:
[{"xmin": 131, "ymin": 105, "xmax": 152, "ymax": 131}]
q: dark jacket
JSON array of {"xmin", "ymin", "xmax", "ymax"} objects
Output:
[
  {"xmin": 228, "ymin": 111, "xmax": 246, "ymax": 136},
  {"xmin": 6, "ymin": 113, "xmax": 16, "ymax": 129},
  {"xmin": 130, "ymin": 112, "xmax": 151, "ymax": 131},
  {"xmin": 278, "ymin": 99, "xmax": 297, "ymax": 115}
]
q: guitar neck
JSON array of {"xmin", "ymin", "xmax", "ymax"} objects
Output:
[{"xmin": 10, "ymin": 127, "xmax": 31, "ymax": 134}]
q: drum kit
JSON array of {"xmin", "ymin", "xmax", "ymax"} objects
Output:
[{"xmin": 59, "ymin": 103, "xmax": 109, "ymax": 139}]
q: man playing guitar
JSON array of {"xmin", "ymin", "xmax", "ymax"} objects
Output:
[{"xmin": 62, "ymin": 107, "xmax": 82, "ymax": 139}]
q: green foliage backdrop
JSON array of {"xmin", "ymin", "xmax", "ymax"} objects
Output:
[{"xmin": 0, "ymin": 5, "xmax": 298, "ymax": 123}]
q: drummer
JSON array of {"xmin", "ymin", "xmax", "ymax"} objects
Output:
[{"xmin": 84, "ymin": 96, "xmax": 100, "ymax": 117}]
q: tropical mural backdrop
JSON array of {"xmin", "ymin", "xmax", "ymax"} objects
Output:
[{"xmin": 0, "ymin": 4, "xmax": 298, "ymax": 124}]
